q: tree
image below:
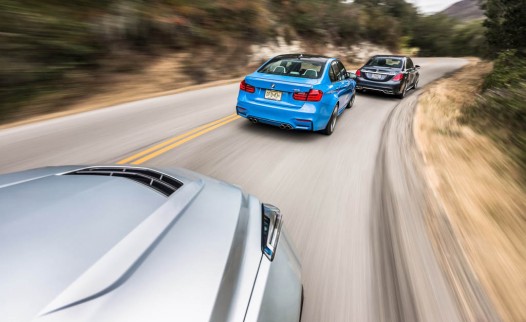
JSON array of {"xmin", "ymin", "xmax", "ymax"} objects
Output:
[{"xmin": 484, "ymin": 0, "xmax": 526, "ymax": 55}]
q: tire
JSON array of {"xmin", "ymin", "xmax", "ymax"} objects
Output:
[
  {"xmin": 321, "ymin": 104, "xmax": 338, "ymax": 135},
  {"xmin": 346, "ymin": 94, "xmax": 355, "ymax": 109},
  {"xmin": 299, "ymin": 285, "xmax": 304, "ymax": 322},
  {"xmin": 396, "ymin": 85, "xmax": 406, "ymax": 99},
  {"xmin": 414, "ymin": 77, "xmax": 419, "ymax": 89}
]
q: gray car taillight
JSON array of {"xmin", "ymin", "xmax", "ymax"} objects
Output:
[{"xmin": 261, "ymin": 203, "xmax": 283, "ymax": 261}]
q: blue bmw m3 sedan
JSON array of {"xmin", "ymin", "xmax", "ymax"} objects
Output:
[{"xmin": 236, "ymin": 54, "xmax": 356, "ymax": 135}]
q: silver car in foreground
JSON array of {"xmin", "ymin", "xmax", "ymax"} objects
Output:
[{"xmin": 0, "ymin": 166, "xmax": 302, "ymax": 322}]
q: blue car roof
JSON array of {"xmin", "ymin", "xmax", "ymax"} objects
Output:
[{"xmin": 274, "ymin": 54, "xmax": 332, "ymax": 63}]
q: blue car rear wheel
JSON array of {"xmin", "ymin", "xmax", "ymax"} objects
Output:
[
  {"xmin": 321, "ymin": 104, "xmax": 338, "ymax": 136},
  {"xmin": 346, "ymin": 94, "xmax": 355, "ymax": 109}
]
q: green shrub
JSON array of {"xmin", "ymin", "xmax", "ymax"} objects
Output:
[
  {"xmin": 460, "ymin": 51, "xmax": 526, "ymax": 178},
  {"xmin": 483, "ymin": 50, "xmax": 526, "ymax": 89}
]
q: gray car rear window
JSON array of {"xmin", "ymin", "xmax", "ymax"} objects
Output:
[
  {"xmin": 366, "ymin": 57, "xmax": 403, "ymax": 69},
  {"xmin": 258, "ymin": 58, "xmax": 326, "ymax": 79}
]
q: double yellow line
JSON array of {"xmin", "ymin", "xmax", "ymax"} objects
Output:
[{"xmin": 117, "ymin": 113, "xmax": 241, "ymax": 165}]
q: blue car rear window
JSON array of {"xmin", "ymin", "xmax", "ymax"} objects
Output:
[{"xmin": 258, "ymin": 58, "xmax": 326, "ymax": 79}]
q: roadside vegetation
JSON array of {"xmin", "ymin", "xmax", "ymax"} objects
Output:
[
  {"xmin": 416, "ymin": 61, "xmax": 526, "ymax": 321},
  {"xmin": 460, "ymin": 50, "xmax": 526, "ymax": 180},
  {"xmin": 465, "ymin": 0, "xmax": 525, "ymax": 180},
  {"xmin": 461, "ymin": 0, "xmax": 526, "ymax": 179},
  {"xmin": 1, "ymin": 0, "xmax": 486, "ymax": 125},
  {"xmin": 411, "ymin": 17, "xmax": 486, "ymax": 57},
  {"xmin": 415, "ymin": 0, "xmax": 526, "ymax": 320}
]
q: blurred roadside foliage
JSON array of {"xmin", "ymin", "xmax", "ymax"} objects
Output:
[
  {"xmin": 0, "ymin": 0, "xmax": 273, "ymax": 120},
  {"xmin": 0, "ymin": 0, "xmax": 488, "ymax": 121},
  {"xmin": 412, "ymin": 16, "xmax": 487, "ymax": 57},
  {"xmin": 460, "ymin": 0, "xmax": 526, "ymax": 179}
]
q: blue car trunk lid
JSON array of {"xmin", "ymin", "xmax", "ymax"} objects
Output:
[{"xmin": 245, "ymin": 74, "xmax": 318, "ymax": 109}]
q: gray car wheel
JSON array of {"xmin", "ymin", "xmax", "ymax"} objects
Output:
[{"xmin": 397, "ymin": 85, "xmax": 407, "ymax": 99}]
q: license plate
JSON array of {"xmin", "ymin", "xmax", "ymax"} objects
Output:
[
  {"xmin": 370, "ymin": 73, "xmax": 383, "ymax": 80},
  {"xmin": 265, "ymin": 90, "xmax": 282, "ymax": 101}
]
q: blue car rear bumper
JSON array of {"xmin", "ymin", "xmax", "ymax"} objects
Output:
[{"xmin": 236, "ymin": 96, "xmax": 329, "ymax": 131}]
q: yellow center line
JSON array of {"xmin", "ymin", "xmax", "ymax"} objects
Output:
[
  {"xmin": 117, "ymin": 113, "xmax": 238, "ymax": 165},
  {"xmin": 131, "ymin": 115, "xmax": 241, "ymax": 165}
]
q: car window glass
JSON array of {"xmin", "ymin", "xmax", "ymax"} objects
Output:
[
  {"xmin": 258, "ymin": 58, "xmax": 325, "ymax": 79},
  {"xmin": 365, "ymin": 57, "xmax": 403, "ymax": 69},
  {"xmin": 332, "ymin": 62, "xmax": 344, "ymax": 82},
  {"xmin": 329, "ymin": 63, "xmax": 338, "ymax": 82},
  {"xmin": 406, "ymin": 58, "xmax": 414, "ymax": 69},
  {"xmin": 338, "ymin": 61, "xmax": 347, "ymax": 79}
]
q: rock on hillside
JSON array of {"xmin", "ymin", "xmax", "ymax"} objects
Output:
[{"xmin": 249, "ymin": 37, "xmax": 391, "ymax": 66}]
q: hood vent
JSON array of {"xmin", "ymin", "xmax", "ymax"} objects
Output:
[{"xmin": 64, "ymin": 167, "xmax": 183, "ymax": 197}]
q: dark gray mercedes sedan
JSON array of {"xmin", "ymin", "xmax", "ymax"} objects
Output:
[
  {"xmin": 0, "ymin": 166, "xmax": 302, "ymax": 322},
  {"xmin": 355, "ymin": 55, "xmax": 420, "ymax": 98}
]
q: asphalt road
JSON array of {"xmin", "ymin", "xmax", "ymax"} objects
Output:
[{"xmin": 0, "ymin": 58, "xmax": 478, "ymax": 321}]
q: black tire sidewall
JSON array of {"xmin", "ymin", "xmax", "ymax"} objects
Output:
[
  {"xmin": 322, "ymin": 105, "xmax": 338, "ymax": 135},
  {"xmin": 397, "ymin": 84, "xmax": 406, "ymax": 99},
  {"xmin": 346, "ymin": 94, "xmax": 355, "ymax": 109}
]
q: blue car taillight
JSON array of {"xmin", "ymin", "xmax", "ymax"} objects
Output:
[
  {"xmin": 240, "ymin": 79, "xmax": 255, "ymax": 93},
  {"xmin": 261, "ymin": 203, "xmax": 283, "ymax": 261},
  {"xmin": 293, "ymin": 89, "xmax": 323, "ymax": 102}
]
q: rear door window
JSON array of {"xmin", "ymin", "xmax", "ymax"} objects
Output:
[
  {"xmin": 406, "ymin": 58, "xmax": 414, "ymax": 69},
  {"xmin": 330, "ymin": 61, "xmax": 342, "ymax": 82},
  {"xmin": 329, "ymin": 63, "xmax": 338, "ymax": 82},
  {"xmin": 337, "ymin": 61, "xmax": 348, "ymax": 80}
]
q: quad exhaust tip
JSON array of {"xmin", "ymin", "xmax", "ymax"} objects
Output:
[
  {"xmin": 248, "ymin": 118, "xmax": 291, "ymax": 130},
  {"xmin": 279, "ymin": 124, "xmax": 293, "ymax": 130}
]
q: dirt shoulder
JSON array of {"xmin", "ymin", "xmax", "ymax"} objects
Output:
[
  {"xmin": 414, "ymin": 60, "xmax": 526, "ymax": 321},
  {"xmin": 0, "ymin": 76, "xmax": 242, "ymax": 131},
  {"xmin": 0, "ymin": 52, "xmax": 246, "ymax": 130}
]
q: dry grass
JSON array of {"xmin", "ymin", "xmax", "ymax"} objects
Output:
[{"xmin": 415, "ymin": 60, "xmax": 526, "ymax": 321}]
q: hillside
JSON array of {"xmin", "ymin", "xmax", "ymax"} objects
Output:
[
  {"xmin": 440, "ymin": 0, "xmax": 484, "ymax": 21},
  {"xmin": 0, "ymin": 0, "xmax": 487, "ymax": 125}
]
